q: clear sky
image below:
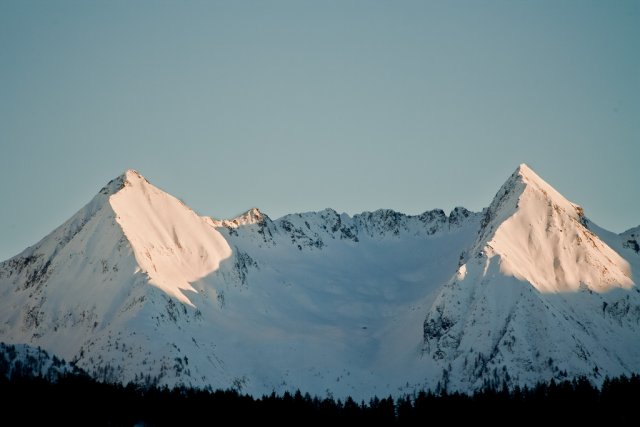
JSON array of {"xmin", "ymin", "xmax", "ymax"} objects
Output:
[{"xmin": 1, "ymin": 0, "xmax": 638, "ymax": 260}]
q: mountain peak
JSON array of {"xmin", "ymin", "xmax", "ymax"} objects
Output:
[
  {"xmin": 516, "ymin": 162, "xmax": 533, "ymax": 176},
  {"xmin": 483, "ymin": 164, "xmax": 582, "ymax": 234},
  {"xmin": 477, "ymin": 163, "xmax": 633, "ymax": 293},
  {"xmin": 242, "ymin": 207, "xmax": 264, "ymax": 222},
  {"xmin": 233, "ymin": 207, "xmax": 267, "ymax": 226},
  {"xmin": 105, "ymin": 170, "xmax": 232, "ymax": 306},
  {"xmin": 122, "ymin": 168, "xmax": 146, "ymax": 182},
  {"xmin": 515, "ymin": 163, "xmax": 551, "ymax": 189},
  {"xmin": 210, "ymin": 207, "xmax": 267, "ymax": 229},
  {"xmin": 118, "ymin": 169, "xmax": 152, "ymax": 190},
  {"xmin": 514, "ymin": 163, "xmax": 578, "ymax": 214},
  {"xmin": 98, "ymin": 169, "xmax": 149, "ymax": 197}
]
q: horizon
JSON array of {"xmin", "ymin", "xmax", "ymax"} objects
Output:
[{"xmin": 1, "ymin": 1, "xmax": 638, "ymax": 260}]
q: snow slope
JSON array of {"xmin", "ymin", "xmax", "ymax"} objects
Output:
[
  {"xmin": 0, "ymin": 164, "xmax": 638, "ymax": 398},
  {"xmin": 482, "ymin": 164, "xmax": 632, "ymax": 293},
  {"xmin": 423, "ymin": 164, "xmax": 640, "ymax": 390},
  {"xmin": 110, "ymin": 170, "xmax": 232, "ymax": 305},
  {"xmin": 0, "ymin": 170, "xmax": 233, "ymax": 386}
]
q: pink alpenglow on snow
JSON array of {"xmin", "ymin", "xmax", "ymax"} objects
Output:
[{"xmin": 1, "ymin": 164, "xmax": 639, "ymax": 399}]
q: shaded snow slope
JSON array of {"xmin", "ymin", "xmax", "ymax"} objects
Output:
[
  {"xmin": 199, "ymin": 206, "xmax": 483, "ymax": 397},
  {"xmin": 0, "ymin": 164, "xmax": 638, "ymax": 398}
]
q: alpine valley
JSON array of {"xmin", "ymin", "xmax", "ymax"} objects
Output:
[{"xmin": 1, "ymin": 164, "xmax": 639, "ymax": 399}]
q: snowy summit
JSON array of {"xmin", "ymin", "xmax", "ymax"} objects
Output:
[{"xmin": 0, "ymin": 164, "xmax": 639, "ymax": 398}]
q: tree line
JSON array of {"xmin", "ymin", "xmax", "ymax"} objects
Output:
[{"xmin": 2, "ymin": 370, "xmax": 639, "ymax": 426}]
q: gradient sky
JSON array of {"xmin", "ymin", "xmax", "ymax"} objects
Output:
[{"xmin": 1, "ymin": 0, "xmax": 638, "ymax": 260}]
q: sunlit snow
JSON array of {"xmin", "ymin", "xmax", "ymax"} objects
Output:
[{"xmin": 1, "ymin": 164, "xmax": 638, "ymax": 399}]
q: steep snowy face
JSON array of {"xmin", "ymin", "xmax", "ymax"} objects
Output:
[
  {"xmin": 109, "ymin": 170, "xmax": 232, "ymax": 305},
  {"xmin": 0, "ymin": 169, "xmax": 232, "ymax": 356},
  {"xmin": 0, "ymin": 173, "xmax": 142, "ymax": 364},
  {"xmin": 479, "ymin": 163, "xmax": 633, "ymax": 293},
  {"xmin": 423, "ymin": 164, "xmax": 640, "ymax": 391}
]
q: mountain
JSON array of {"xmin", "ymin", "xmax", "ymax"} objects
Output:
[
  {"xmin": 0, "ymin": 165, "xmax": 638, "ymax": 398},
  {"xmin": 423, "ymin": 164, "xmax": 640, "ymax": 390}
]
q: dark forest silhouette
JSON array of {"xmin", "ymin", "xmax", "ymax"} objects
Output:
[{"xmin": 2, "ymin": 359, "xmax": 638, "ymax": 426}]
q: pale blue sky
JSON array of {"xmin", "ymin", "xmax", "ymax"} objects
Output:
[{"xmin": 1, "ymin": 0, "xmax": 638, "ymax": 260}]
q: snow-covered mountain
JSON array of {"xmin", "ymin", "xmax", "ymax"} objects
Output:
[
  {"xmin": 423, "ymin": 164, "xmax": 640, "ymax": 390},
  {"xmin": 0, "ymin": 164, "xmax": 638, "ymax": 398}
]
